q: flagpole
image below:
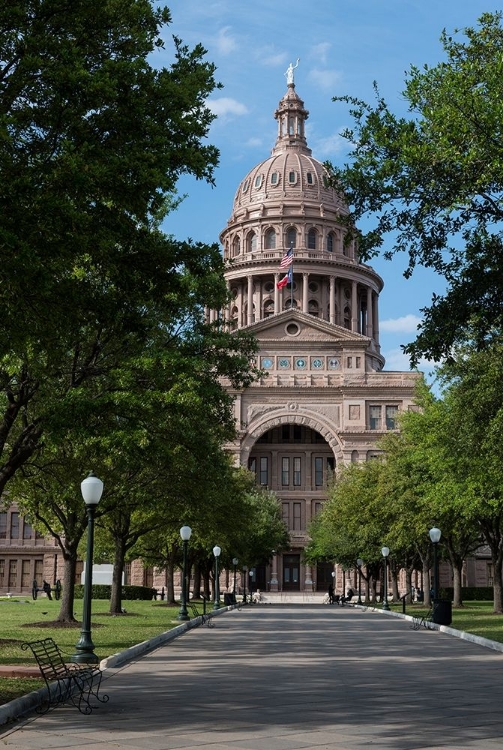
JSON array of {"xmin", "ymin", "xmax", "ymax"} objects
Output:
[{"xmin": 290, "ymin": 243, "xmax": 294, "ymax": 310}]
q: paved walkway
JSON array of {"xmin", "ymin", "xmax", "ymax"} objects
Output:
[{"xmin": 2, "ymin": 605, "xmax": 503, "ymax": 749}]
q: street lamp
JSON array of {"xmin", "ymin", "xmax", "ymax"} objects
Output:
[
  {"xmin": 381, "ymin": 546, "xmax": 390, "ymax": 611},
  {"xmin": 213, "ymin": 545, "xmax": 221, "ymax": 611},
  {"xmin": 71, "ymin": 472, "xmax": 104, "ymax": 664},
  {"xmin": 356, "ymin": 558, "xmax": 363, "ymax": 605},
  {"xmin": 177, "ymin": 525, "xmax": 192, "ymax": 621},
  {"xmin": 232, "ymin": 558, "xmax": 238, "ymax": 596},
  {"xmin": 242, "ymin": 566, "xmax": 248, "ymax": 604},
  {"xmin": 249, "ymin": 570, "xmax": 254, "ymax": 600},
  {"xmin": 429, "ymin": 527, "xmax": 441, "ymax": 601}
]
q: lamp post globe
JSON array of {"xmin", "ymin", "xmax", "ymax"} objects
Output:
[
  {"xmin": 249, "ymin": 569, "xmax": 254, "ymax": 600},
  {"xmin": 242, "ymin": 566, "xmax": 248, "ymax": 604},
  {"xmin": 381, "ymin": 546, "xmax": 390, "ymax": 611},
  {"xmin": 213, "ymin": 546, "xmax": 221, "ymax": 611},
  {"xmin": 71, "ymin": 472, "xmax": 103, "ymax": 664},
  {"xmin": 177, "ymin": 526, "xmax": 192, "ymax": 621},
  {"xmin": 429, "ymin": 527, "xmax": 441, "ymax": 601},
  {"xmin": 356, "ymin": 558, "xmax": 363, "ymax": 605}
]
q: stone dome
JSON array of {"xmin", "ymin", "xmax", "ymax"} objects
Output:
[{"xmin": 230, "ymin": 86, "xmax": 348, "ymax": 220}]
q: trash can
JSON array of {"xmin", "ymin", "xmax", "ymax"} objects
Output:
[
  {"xmin": 432, "ymin": 599, "xmax": 452, "ymax": 625},
  {"xmin": 223, "ymin": 593, "xmax": 233, "ymax": 605}
]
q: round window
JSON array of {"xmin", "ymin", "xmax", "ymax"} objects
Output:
[{"xmin": 286, "ymin": 323, "xmax": 300, "ymax": 336}]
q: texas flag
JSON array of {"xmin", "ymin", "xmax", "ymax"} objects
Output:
[{"xmin": 276, "ymin": 265, "xmax": 293, "ymax": 289}]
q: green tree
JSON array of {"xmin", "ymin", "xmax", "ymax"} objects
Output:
[
  {"xmin": 0, "ymin": 0, "xmax": 261, "ymax": 493},
  {"xmin": 326, "ymin": 12, "xmax": 503, "ymax": 364}
]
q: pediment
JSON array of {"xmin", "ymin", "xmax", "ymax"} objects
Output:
[{"xmin": 242, "ymin": 309, "xmax": 370, "ymax": 345}]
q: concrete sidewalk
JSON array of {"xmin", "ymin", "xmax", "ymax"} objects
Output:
[{"xmin": 2, "ymin": 605, "xmax": 503, "ymax": 749}]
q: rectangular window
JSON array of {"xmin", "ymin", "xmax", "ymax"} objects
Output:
[
  {"xmin": 0, "ymin": 513, "xmax": 6, "ymax": 539},
  {"xmin": 34, "ymin": 559, "xmax": 44, "ymax": 584},
  {"xmin": 293, "ymin": 502, "xmax": 302, "ymax": 531},
  {"xmin": 282, "ymin": 458, "xmax": 290, "ymax": 486},
  {"xmin": 327, "ymin": 457, "xmax": 335, "ymax": 480},
  {"xmin": 23, "ymin": 520, "xmax": 34, "ymax": 540},
  {"xmin": 8, "ymin": 560, "xmax": 17, "ymax": 589},
  {"xmin": 248, "ymin": 457, "xmax": 257, "ymax": 476},
  {"xmin": 259, "ymin": 457, "xmax": 268, "ymax": 486},
  {"xmin": 369, "ymin": 405, "xmax": 382, "ymax": 430},
  {"xmin": 347, "ymin": 357, "xmax": 352, "ymax": 368},
  {"xmin": 315, "ymin": 457, "xmax": 324, "ymax": 487},
  {"xmin": 282, "ymin": 503, "xmax": 289, "ymax": 528},
  {"xmin": 314, "ymin": 502, "xmax": 323, "ymax": 516},
  {"xmin": 293, "ymin": 425, "xmax": 302, "ymax": 443},
  {"xmin": 356, "ymin": 357, "xmax": 361, "ymax": 368},
  {"xmin": 21, "ymin": 559, "xmax": 31, "ymax": 588},
  {"xmin": 0, "ymin": 559, "xmax": 5, "ymax": 588},
  {"xmin": 10, "ymin": 512, "xmax": 19, "ymax": 539},
  {"xmin": 386, "ymin": 405, "xmax": 399, "ymax": 430},
  {"xmin": 282, "ymin": 425, "xmax": 290, "ymax": 441},
  {"xmin": 293, "ymin": 457, "xmax": 301, "ymax": 486}
]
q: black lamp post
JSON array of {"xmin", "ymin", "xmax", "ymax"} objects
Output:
[
  {"xmin": 249, "ymin": 570, "xmax": 254, "ymax": 600},
  {"xmin": 213, "ymin": 545, "xmax": 221, "ymax": 611},
  {"xmin": 71, "ymin": 472, "xmax": 103, "ymax": 664},
  {"xmin": 177, "ymin": 525, "xmax": 192, "ymax": 621},
  {"xmin": 232, "ymin": 558, "xmax": 238, "ymax": 595},
  {"xmin": 381, "ymin": 546, "xmax": 390, "ymax": 611},
  {"xmin": 429, "ymin": 527, "xmax": 441, "ymax": 600},
  {"xmin": 356, "ymin": 558, "xmax": 363, "ymax": 605},
  {"xmin": 242, "ymin": 566, "xmax": 248, "ymax": 604}
]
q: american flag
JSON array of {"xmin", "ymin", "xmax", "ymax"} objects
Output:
[{"xmin": 279, "ymin": 248, "xmax": 293, "ymax": 269}]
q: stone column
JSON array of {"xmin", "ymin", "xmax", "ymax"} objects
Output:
[
  {"xmin": 374, "ymin": 292, "xmax": 380, "ymax": 345},
  {"xmin": 270, "ymin": 553, "xmax": 279, "ymax": 592},
  {"xmin": 351, "ymin": 280, "xmax": 358, "ymax": 332},
  {"xmin": 237, "ymin": 282, "xmax": 244, "ymax": 328},
  {"xmin": 367, "ymin": 287, "xmax": 373, "ymax": 338},
  {"xmin": 304, "ymin": 563, "xmax": 313, "ymax": 592},
  {"xmin": 329, "ymin": 276, "xmax": 336, "ymax": 324},
  {"xmin": 302, "ymin": 273, "xmax": 309, "ymax": 313},
  {"xmin": 247, "ymin": 275, "xmax": 253, "ymax": 326},
  {"xmin": 256, "ymin": 278, "xmax": 263, "ymax": 323}
]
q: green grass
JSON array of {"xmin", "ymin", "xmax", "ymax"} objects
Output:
[
  {"xmin": 0, "ymin": 596, "xmax": 182, "ymax": 707},
  {"xmin": 396, "ymin": 600, "xmax": 503, "ymax": 642}
]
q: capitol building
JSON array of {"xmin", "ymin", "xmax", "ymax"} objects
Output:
[{"xmin": 214, "ymin": 74, "xmax": 420, "ymax": 594}]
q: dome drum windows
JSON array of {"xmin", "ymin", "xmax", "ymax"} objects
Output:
[
  {"xmin": 232, "ymin": 236, "xmax": 241, "ymax": 257},
  {"xmin": 254, "ymin": 175, "xmax": 263, "ymax": 189},
  {"xmin": 270, "ymin": 172, "xmax": 280, "ymax": 186},
  {"xmin": 286, "ymin": 227, "xmax": 297, "ymax": 248},
  {"xmin": 307, "ymin": 228, "xmax": 317, "ymax": 250},
  {"xmin": 288, "ymin": 171, "xmax": 298, "ymax": 185},
  {"xmin": 265, "ymin": 228, "xmax": 276, "ymax": 250},
  {"xmin": 247, "ymin": 231, "xmax": 257, "ymax": 253}
]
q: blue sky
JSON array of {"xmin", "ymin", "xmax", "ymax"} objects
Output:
[{"xmin": 156, "ymin": 1, "xmax": 491, "ymax": 381}]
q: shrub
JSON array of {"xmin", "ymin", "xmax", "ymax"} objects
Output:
[
  {"xmin": 440, "ymin": 587, "xmax": 493, "ymax": 601},
  {"xmin": 74, "ymin": 584, "xmax": 154, "ymax": 600}
]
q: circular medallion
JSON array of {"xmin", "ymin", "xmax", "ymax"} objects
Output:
[
  {"xmin": 312, "ymin": 358, "xmax": 323, "ymax": 369},
  {"xmin": 279, "ymin": 358, "xmax": 290, "ymax": 369},
  {"xmin": 261, "ymin": 357, "xmax": 273, "ymax": 369},
  {"xmin": 295, "ymin": 358, "xmax": 306, "ymax": 369},
  {"xmin": 328, "ymin": 358, "xmax": 340, "ymax": 369}
]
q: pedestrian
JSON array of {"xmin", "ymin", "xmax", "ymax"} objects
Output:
[{"xmin": 328, "ymin": 582, "xmax": 335, "ymax": 604}]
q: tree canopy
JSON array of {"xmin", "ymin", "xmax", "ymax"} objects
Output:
[{"xmin": 327, "ymin": 12, "xmax": 503, "ymax": 364}]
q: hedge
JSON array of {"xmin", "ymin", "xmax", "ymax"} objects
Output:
[{"xmin": 74, "ymin": 584, "xmax": 155, "ymax": 600}]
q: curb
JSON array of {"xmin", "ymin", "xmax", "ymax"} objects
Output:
[
  {"xmin": 357, "ymin": 604, "xmax": 503, "ymax": 654},
  {"xmin": 0, "ymin": 606, "xmax": 231, "ymax": 728}
]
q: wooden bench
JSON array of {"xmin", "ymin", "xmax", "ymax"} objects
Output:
[
  {"xmin": 188, "ymin": 601, "xmax": 215, "ymax": 628},
  {"xmin": 21, "ymin": 638, "xmax": 109, "ymax": 714}
]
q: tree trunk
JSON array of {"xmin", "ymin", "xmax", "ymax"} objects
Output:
[
  {"xmin": 423, "ymin": 559, "xmax": 431, "ymax": 608},
  {"xmin": 56, "ymin": 551, "xmax": 78, "ymax": 623},
  {"xmin": 110, "ymin": 538, "xmax": 126, "ymax": 614},
  {"xmin": 166, "ymin": 558, "xmax": 175, "ymax": 603},
  {"xmin": 192, "ymin": 564, "xmax": 201, "ymax": 599},
  {"xmin": 452, "ymin": 563, "xmax": 463, "ymax": 607}
]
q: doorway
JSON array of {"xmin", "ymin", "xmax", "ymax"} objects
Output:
[{"xmin": 283, "ymin": 554, "xmax": 300, "ymax": 590}]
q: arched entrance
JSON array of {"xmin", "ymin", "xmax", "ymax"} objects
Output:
[{"xmin": 247, "ymin": 422, "xmax": 336, "ymax": 592}]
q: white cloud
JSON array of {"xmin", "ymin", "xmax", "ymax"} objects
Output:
[
  {"xmin": 245, "ymin": 137, "xmax": 263, "ymax": 148},
  {"xmin": 312, "ymin": 130, "xmax": 347, "ymax": 158},
  {"xmin": 207, "ymin": 97, "xmax": 249, "ymax": 119},
  {"xmin": 308, "ymin": 68, "xmax": 342, "ymax": 92},
  {"xmin": 380, "ymin": 314, "xmax": 422, "ymax": 333},
  {"xmin": 214, "ymin": 26, "xmax": 238, "ymax": 55},
  {"xmin": 309, "ymin": 43, "xmax": 331, "ymax": 66},
  {"xmin": 257, "ymin": 48, "xmax": 288, "ymax": 68}
]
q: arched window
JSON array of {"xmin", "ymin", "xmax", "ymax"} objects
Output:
[
  {"xmin": 326, "ymin": 233, "xmax": 334, "ymax": 252},
  {"xmin": 265, "ymin": 229, "xmax": 276, "ymax": 249},
  {"xmin": 284, "ymin": 298, "xmax": 298, "ymax": 310},
  {"xmin": 344, "ymin": 306, "xmax": 351, "ymax": 329},
  {"xmin": 232, "ymin": 236, "xmax": 240, "ymax": 257},
  {"xmin": 286, "ymin": 227, "xmax": 296, "ymax": 248},
  {"xmin": 263, "ymin": 300, "xmax": 275, "ymax": 318},
  {"xmin": 247, "ymin": 231, "xmax": 257, "ymax": 253},
  {"xmin": 307, "ymin": 228, "xmax": 317, "ymax": 250}
]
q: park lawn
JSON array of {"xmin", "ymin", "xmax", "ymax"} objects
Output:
[
  {"xmin": 0, "ymin": 596, "xmax": 181, "ymax": 706},
  {"xmin": 397, "ymin": 600, "xmax": 503, "ymax": 643}
]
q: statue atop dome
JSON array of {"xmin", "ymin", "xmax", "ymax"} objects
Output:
[{"xmin": 285, "ymin": 58, "xmax": 300, "ymax": 86}]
